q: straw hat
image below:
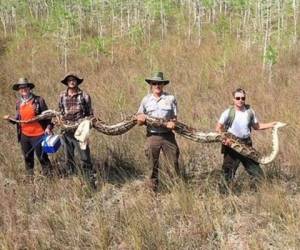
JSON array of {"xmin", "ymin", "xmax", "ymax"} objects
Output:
[
  {"xmin": 145, "ymin": 72, "xmax": 169, "ymax": 85},
  {"xmin": 61, "ymin": 72, "xmax": 84, "ymax": 85},
  {"xmin": 12, "ymin": 78, "xmax": 35, "ymax": 91}
]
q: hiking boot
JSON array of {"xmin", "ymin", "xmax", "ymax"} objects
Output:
[
  {"xmin": 89, "ymin": 178, "xmax": 97, "ymax": 190},
  {"xmin": 64, "ymin": 165, "xmax": 77, "ymax": 176},
  {"xmin": 24, "ymin": 169, "xmax": 34, "ymax": 184},
  {"xmin": 145, "ymin": 179, "xmax": 158, "ymax": 192},
  {"xmin": 42, "ymin": 166, "xmax": 54, "ymax": 178},
  {"xmin": 26, "ymin": 168, "xmax": 34, "ymax": 176},
  {"xmin": 83, "ymin": 169, "xmax": 97, "ymax": 190}
]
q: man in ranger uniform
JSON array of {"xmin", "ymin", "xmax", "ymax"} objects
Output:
[{"xmin": 137, "ymin": 72, "xmax": 180, "ymax": 192}]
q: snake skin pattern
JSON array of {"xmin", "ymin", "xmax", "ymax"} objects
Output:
[
  {"xmin": 144, "ymin": 116, "xmax": 286, "ymax": 164},
  {"xmin": 60, "ymin": 116, "xmax": 138, "ymax": 136},
  {"xmin": 7, "ymin": 110, "xmax": 286, "ymax": 164}
]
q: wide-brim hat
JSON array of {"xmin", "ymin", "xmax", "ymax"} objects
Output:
[
  {"xmin": 145, "ymin": 72, "xmax": 169, "ymax": 85},
  {"xmin": 61, "ymin": 72, "xmax": 84, "ymax": 85},
  {"xmin": 12, "ymin": 78, "xmax": 35, "ymax": 91}
]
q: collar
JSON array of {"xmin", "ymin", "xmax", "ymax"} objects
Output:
[
  {"xmin": 20, "ymin": 94, "xmax": 34, "ymax": 104},
  {"xmin": 150, "ymin": 92, "xmax": 167, "ymax": 101},
  {"xmin": 235, "ymin": 106, "xmax": 247, "ymax": 112},
  {"xmin": 64, "ymin": 87, "xmax": 82, "ymax": 97}
]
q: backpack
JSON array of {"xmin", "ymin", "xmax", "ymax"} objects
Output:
[{"xmin": 224, "ymin": 104, "xmax": 254, "ymax": 131}]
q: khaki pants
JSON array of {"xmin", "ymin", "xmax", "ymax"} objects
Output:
[{"xmin": 145, "ymin": 133, "xmax": 180, "ymax": 188}]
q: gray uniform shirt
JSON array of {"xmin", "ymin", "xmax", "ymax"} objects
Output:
[{"xmin": 137, "ymin": 92, "xmax": 177, "ymax": 134}]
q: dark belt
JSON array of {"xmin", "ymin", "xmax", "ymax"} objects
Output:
[
  {"xmin": 238, "ymin": 136, "xmax": 252, "ymax": 146},
  {"xmin": 146, "ymin": 131, "xmax": 173, "ymax": 137}
]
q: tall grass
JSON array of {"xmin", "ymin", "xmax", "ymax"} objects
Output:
[{"xmin": 0, "ymin": 0, "xmax": 299, "ymax": 249}]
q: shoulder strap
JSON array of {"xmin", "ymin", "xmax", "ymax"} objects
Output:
[
  {"xmin": 16, "ymin": 99, "xmax": 20, "ymax": 111},
  {"xmin": 78, "ymin": 92, "xmax": 89, "ymax": 116},
  {"xmin": 245, "ymin": 104, "xmax": 254, "ymax": 130},
  {"xmin": 16, "ymin": 95, "xmax": 40, "ymax": 115},
  {"xmin": 225, "ymin": 105, "xmax": 254, "ymax": 131},
  {"xmin": 33, "ymin": 95, "xmax": 42, "ymax": 115},
  {"xmin": 224, "ymin": 106, "xmax": 235, "ymax": 131},
  {"xmin": 60, "ymin": 94, "xmax": 64, "ymax": 114}
]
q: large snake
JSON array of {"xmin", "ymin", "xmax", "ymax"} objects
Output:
[
  {"xmin": 7, "ymin": 110, "xmax": 286, "ymax": 164},
  {"xmin": 144, "ymin": 116, "xmax": 287, "ymax": 164}
]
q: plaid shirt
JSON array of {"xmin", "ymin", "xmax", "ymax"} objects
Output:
[{"xmin": 59, "ymin": 88, "xmax": 93, "ymax": 122}]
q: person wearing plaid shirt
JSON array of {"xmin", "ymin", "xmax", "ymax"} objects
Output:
[{"xmin": 58, "ymin": 72, "xmax": 96, "ymax": 189}]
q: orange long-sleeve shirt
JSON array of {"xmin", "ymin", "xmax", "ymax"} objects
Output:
[{"xmin": 20, "ymin": 99, "xmax": 44, "ymax": 136}]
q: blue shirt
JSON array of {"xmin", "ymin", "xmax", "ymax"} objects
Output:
[{"xmin": 137, "ymin": 92, "xmax": 178, "ymax": 133}]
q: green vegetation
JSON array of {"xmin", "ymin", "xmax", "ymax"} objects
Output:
[{"xmin": 0, "ymin": 0, "xmax": 299, "ymax": 249}]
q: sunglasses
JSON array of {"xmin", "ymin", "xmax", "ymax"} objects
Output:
[{"xmin": 235, "ymin": 96, "xmax": 246, "ymax": 101}]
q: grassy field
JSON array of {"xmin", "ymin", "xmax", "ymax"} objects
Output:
[{"xmin": 0, "ymin": 1, "xmax": 300, "ymax": 249}]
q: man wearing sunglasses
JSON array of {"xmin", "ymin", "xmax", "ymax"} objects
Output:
[
  {"xmin": 216, "ymin": 88, "xmax": 277, "ymax": 190},
  {"xmin": 136, "ymin": 72, "xmax": 180, "ymax": 192}
]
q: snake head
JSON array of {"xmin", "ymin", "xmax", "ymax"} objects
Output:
[{"xmin": 274, "ymin": 122, "xmax": 287, "ymax": 129}]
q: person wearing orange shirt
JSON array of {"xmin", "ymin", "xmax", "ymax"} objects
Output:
[{"xmin": 4, "ymin": 78, "xmax": 53, "ymax": 177}]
